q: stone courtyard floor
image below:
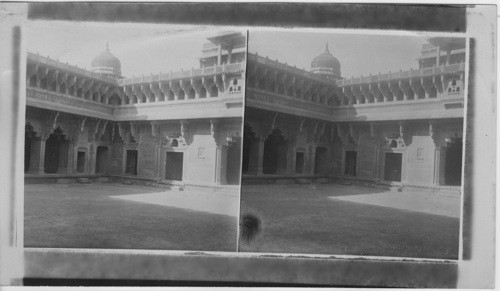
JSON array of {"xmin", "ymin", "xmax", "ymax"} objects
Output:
[
  {"xmin": 24, "ymin": 183, "xmax": 238, "ymax": 251},
  {"xmin": 239, "ymin": 183, "xmax": 460, "ymax": 259}
]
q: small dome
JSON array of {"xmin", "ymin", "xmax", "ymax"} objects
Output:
[
  {"xmin": 91, "ymin": 44, "xmax": 121, "ymax": 77},
  {"xmin": 310, "ymin": 43, "xmax": 341, "ymax": 79}
]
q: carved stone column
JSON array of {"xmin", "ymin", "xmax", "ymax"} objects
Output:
[
  {"xmin": 30, "ymin": 137, "xmax": 46, "ymax": 174},
  {"xmin": 307, "ymin": 143, "xmax": 316, "ymax": 175},
  {"xmin": 246, "ymin": 138, "xmax": 264, "ymax": 175},
  {"xmin": 214, "ymin": 145, "xmax": 228, "ymax": 185}
]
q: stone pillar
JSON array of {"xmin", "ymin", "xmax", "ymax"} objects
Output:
[
  {"xmin": 215, "ymin": 146, "xmax": 228, "ymax": 185},
  {"xmin": 217, "ymin": 45, "xmax": 222, "ymax": 66},
  {"xmin": 227, "ymin": 47, "xmax": 233, "ymax": 64},
  {"xmin": 71, "ymin": 143, "xmax": 79, "ymax": 174},
  {"xmin": 247, "ymin": 138, "xmax": 264, "ymax": 175},
  {"xmin": 308, "ymin": 144, "xmax": 316, "ymax": 175},
  {"xmin": 89, "ymin": 143, "xmax": 96, "ymax": 175},
  {"xmin": 155, "ymin": 143, "xmax": 162, "ymax": 179},
  {"xmin": 436, "ymin": 45, "xmax": 441, "ymax": 66},
  {"xmin": 434, "ymin": 145, "xmax": 447, "ymax": 186},
  {"xmin": 29, "ymin": 137, "xmax": 46, "ymax": 174},
  {"xmin": 288, "ymin": 144, "xmax": 295, "ymax": 174}
]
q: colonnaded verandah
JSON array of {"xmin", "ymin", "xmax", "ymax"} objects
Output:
[
  {"xmin": 243, "ymin": 37, "xmax": 465, "ymax": 191},
  {"xmin": 24, "ymin": 31, "xmax": 246, "ymax": 188}
]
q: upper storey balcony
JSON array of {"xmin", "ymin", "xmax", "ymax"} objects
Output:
[
  {"xmin": 246, "ymin": 53, "xmax": 338, "ymax": 121},
  {"xmin": 26, "ymin": 52, "xmax": 121, "ymax": 120},
  {"xmin": 333, "ymin": 62, "xmax": 465, "ymax": 121},
  {"xmin": 114, "ymin": 61, "xmax": 246, "ymax": 121},
  {"xmin": 246, "ymin": 53, "xmax": 465, "ymax": 123},
  {"xmin": 26, "ymin": 53, "xmax": 245, "ymax": 122}
]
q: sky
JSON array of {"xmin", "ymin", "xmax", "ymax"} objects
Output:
[
  {"xmin": 26, "ymin": 20, "xmax": 238, "ymax": 78},
  {"xmin": 248, "ymin": 30, "xmax": 429, "ymax": 79},
  {"xmin": 26, "ymin": 21, "xmax": 430, "ymax": 80}
]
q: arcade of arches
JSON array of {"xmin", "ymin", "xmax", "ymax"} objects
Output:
[
  {"xmin": 242, "ymin": 110, "xmax": 463, "ymax": 188},
  {"xmin": 24, "ymin": 107, "xmax": 243, "ymax": 186}
]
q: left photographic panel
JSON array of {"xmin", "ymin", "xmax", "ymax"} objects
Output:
[{"xmin": 24, "ymin": 21, "xmax": 246, "ymax": 252}]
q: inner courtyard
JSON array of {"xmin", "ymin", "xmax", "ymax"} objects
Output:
[
  {"xmin": 239, "ymin": 31, "xmax": 466, "ymax": 258},
  {"xmin": 239, "ymin": 183, "xmax": 460, "ymax": 259},
  {"xmin": 25, "ymin": 182, "xmax": 238, "ymax": 251},
  {"xmin": 24, "ymin": 25, "xmax": 246, "ymax": 252}
]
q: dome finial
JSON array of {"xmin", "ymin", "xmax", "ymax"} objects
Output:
[
  {"xmin": 106, "ymin": 42, "xmax": 109, "ymax": 51},
  {"xmin": 325, "ymin": 42, "xmax": 329, "ymax": 53}
]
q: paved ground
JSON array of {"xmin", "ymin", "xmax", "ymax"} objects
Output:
[
  {"xmin": 111, "ymin": 189, "xmax": 239, "ymax": 217},
  {"xmin": 329, "ymin": 191, "xmax": 460, "ymax": 218},
  {"xmin": 239, "ymin": 183, "xmax": 460, "ymax": 259},
  {"xmin": 25, "ymin": 183, "xmax": 238, "ymax": 251}
]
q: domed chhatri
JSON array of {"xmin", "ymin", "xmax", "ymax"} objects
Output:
[
  {"xmin": 310, "ymin": 43, "xmax": 341, "ymax": 80},
  {"xmin": 91, "ymin": 43, "xmax": 122, "ymax": 78}
]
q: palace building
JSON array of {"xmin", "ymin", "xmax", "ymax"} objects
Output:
[
  {"xmin": 24, "ymin": 31, "xmax": 246, "ymax": 188},
  {"xmin": 243, "ymin": 37, "xmax": 465, "ymax": 191}
]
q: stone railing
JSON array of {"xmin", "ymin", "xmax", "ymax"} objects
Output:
[
  {"xmin": 118, "ymin": 62, "xmax": 246, "ymax": 86},
  {"xmin": 27, "ymin": 52, "xmax": 118, "ymax": 85},
  {"xmin": 248, "ymin": 53, "xmax": 336, "ymax": 86},
  {"xmin": 336, "ymin": 62, "xmax": 465, "ymax": 87},
  {"xmin": 26, "ymin": 53, "xmax": 123, "ymax": 107},
  {"xmin": 117, "ymin": 62, "xmax": 246, "ymax": 105}
]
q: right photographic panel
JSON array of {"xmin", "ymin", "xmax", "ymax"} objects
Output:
[{"xmin": 239, "ymin": 29, "xmax": 466, "ymax": 260}]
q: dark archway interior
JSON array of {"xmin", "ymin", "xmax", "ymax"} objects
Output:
[
  {"xmin": 95, "ymin": 146, "xmax": 109, "ymax": 174},
  {"xmin": 165, "ymin": 151, "xmax": 183, "ymax": 181},
  {"xmin": 384, "ymin": 152, "xmax": 403, "ymax": 182},
  {"xmin": 44, "ymin": 127, "xmax": 66, "ymax": 174},
  {"xmin": 344, "ymin": 151, "xmax": 357, "ymax": 176},
  {"xmin": 444, "ymin": 138, "xmax": 463, "ymax": 186},
  {"xmin": 242, "ymin": 124, "xmax": 256, "ymax": 174},
  {"xmin": 226, "ymin": 139, "xmax": 241, "ymax": 184},
  {"xmin": 77, "ymin": 151, "xmax": 86, "ymax": 173},
  {"xmin": 314, "ymin": 146, "xmax": 329, "ymax": 175},
  {"xmin": 263, "ymin": 128, "xmax": 286, "ymax": 174},
  {"xmin": 125, "ymin": 150, "xmax": 138, "ymax": 175}
]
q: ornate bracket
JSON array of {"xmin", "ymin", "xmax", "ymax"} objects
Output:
[
  {"xmin": 299, "ymin": 117, "xmax": 306, "ymax": 133},
  {"xmin": 111, "ymin": 123, "xmax": 116, "ymax": 142},
  {"xmin": 349, "ymin": 123, "xmax": 358, "ymax": 143},
  {"xmin": 336, "ymin": 123, "xmax": 346, "ymax": 145},
  {"xmin": 429, "ymin": 121, "xmax": 439, "ymax": 147},
  {"xmin": 117, "ymin": 122, "xmax": 127, "ymax": 143},
  {"xmin": 210, "ymin": 119, "xmax": 219, "ymax": 139},
  {"xmin": 399, "ymin": 121, "xmax": 406, "ymax": 142},
  {"xmin": 129, "ymin": 122, "xmax": 139, "ymax": 142},
  {"xmin": 180, "ymin": 120, "xmax": 189, "ymax": 139},
  {"xmin": 96, "ymin": 120, "xmax": 108, "ymax": 143},
  {"xmin": 150, "ymin": 121, "xmax": 161, "ymax": 144},
  {"xmin": 271, "ymin": 112, "xmax": 278, "ymax": 130},
  {"xmin": 78, "ymin": 116, "xmax": 87, "ymax": 133},
  {"xmin": 49, "ymin": 111, "xmax": 60, "ymax": 131}
]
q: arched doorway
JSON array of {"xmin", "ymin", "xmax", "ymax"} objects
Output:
[
  {"xmin": 226, "ymin": 139, "xmax": 242, "ymax": 184},
  {"xmin": 25, "ymin": 123, "xmax": 37, "ymax": 173},
  {"xmin": 165, "ymin": 151, "xmax": 183, "ymax": 181},
  {"xmin": 384, "ymin": 152, "xmax": 403, "ymax": 182},
  {"xmin": 314, "ymin": 146, "xmax": 329, "ymax": 175},
  {"xmin": 95, "ymin": 146, "xmax": 109, "ymax": 174},
  {"xmin": 444, "ymin": 138, "xmax": 463, "ymax": 186},
  {"xmin": 263, "ymin": 128, "xmax": 287, "ymax": 174},
  {"xmin": 44, "ymin": 127, "xmax": 67, "ymax": 174},
  {"xmin": 125, "ymin": 150, "xmax": 138, "ymax": 175}
]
